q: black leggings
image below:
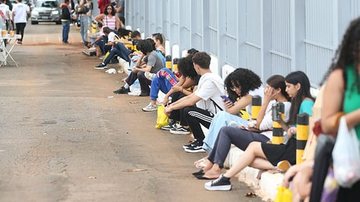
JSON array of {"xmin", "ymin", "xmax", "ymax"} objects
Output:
[{"xmin": 16, "ymin": 23, "xmax": 26, "ymax": 42}]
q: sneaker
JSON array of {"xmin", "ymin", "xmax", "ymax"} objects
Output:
[
  {"xmin": 170, "ymin": 126, "xmax": 191, "ymax": 135},
  {"xmin": 204, "ymin": 175, "xmax": 232, "ymax": 191},
  {"xmin": 182, "ymin": 139, "xmax": 198, "ymax": 149},
  {"xmin": 142, "ymin": 103, "xmax": 157, "ymax": 112},
  {"xmin": 95, "ymin": 63, "xmax": 107, "ymax": 69},
  {"xmin": 184, "ymin": 144, "xmax": 206, "ymax": 153},
  {"xmin": 160, "ymin": 120, "xmax": 176, "ymax": 131},
  {"xmin": 139, "ymin": 92, "xmax": 150, "ymax": 97},
  {"xmin": 113, "ymin": 87, "xmax": 130, "ymax": 94}
]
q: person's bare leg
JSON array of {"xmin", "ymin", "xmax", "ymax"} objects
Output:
[
  {"xmin": 249, "ymin": 158, "xmax": 275, "ymax": 170},
  {"xmin": 223, "ymin": 142, "xmax": 267, "ymax": 178},
  {"xmin": 203, "ymin": 163, "xmax": 222, "ymax": 178}
]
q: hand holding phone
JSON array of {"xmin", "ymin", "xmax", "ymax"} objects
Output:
[{"xmin": 221, "ymin": 95, "xmax": 232, "ymax": 103}]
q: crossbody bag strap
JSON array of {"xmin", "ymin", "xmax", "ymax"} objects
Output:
[{"xmin": 210, "ymin": 98, "xmax": 223, "ymax": 114}]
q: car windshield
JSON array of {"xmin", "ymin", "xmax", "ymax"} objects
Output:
[{"xmin": 36, "ymin": 1, "xmax": 58, "ymax": 8}]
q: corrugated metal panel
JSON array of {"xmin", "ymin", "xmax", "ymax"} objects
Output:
[
  {"xmin": 305, "ymin": 0, "xmax": 335, "ymax": 84},
  {"xmin": 191, "ymin": 0, "xmax": 203, "ymax": 51},
  {"xmin": 221, "ymin": 0, "xmax": 238, "ymax": 67},
  {"xmin": 270, "ymin": 0, "xmax": 292, "ymax": 75},
  {"xmin": 162, "ymin": 0, "xmax": 171, "ymax": 39},
  {"xmin": 207, "ymin": 0, "xmax": 218, "ymax": 55},
  {"xmin": 238, "ymin": 0, "xmax": 262, "ymax": 77},
  {"xmin": 179, "ymin": 0, "xmax": 191, "ymax": 52},
  {"xmin": 170, "ymin": 1, "xmax": 180, "ymax": 47}
]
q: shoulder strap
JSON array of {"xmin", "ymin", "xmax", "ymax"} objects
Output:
[{"xmin": 210, "ymin": 98, "xmax": 223, "ymax": 113}]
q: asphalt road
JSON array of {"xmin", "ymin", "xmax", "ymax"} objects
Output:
[{"xmin": 0, "ymin": 23, "xmax": 262, "ymax": 202}]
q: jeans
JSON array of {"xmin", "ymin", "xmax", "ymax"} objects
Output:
[
  {"xmin": 103, "ymin": 43, "xmax": 131, "ymax": 65},
  {"xmin": 202, "ymin": 111, "xmax": 249, "ymax": 152},
  {"xmin": 208, "ymin": 126, "xmax": 270, "ymax": 168},
  {"xmin": 150, "ymin": 68, "xmax": 177, "ymax": 101},
  {"xmin": 79, "ymin": 15, "xmax": 89, "ymax": 44},
  {"xmin": 62, "ymin": 20, "xmax": 70, "ymax": 43}
]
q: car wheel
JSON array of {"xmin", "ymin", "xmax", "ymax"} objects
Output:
[{"xmin": 31, "ymin": 21, "xmax": 38, "ymax": 25}]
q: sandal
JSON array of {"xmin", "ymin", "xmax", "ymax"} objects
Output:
[
  {"xmin": 276, "ymin": 160, "xmax": 291, "ymax": 173},
  {"xmin": 194, "ymin": 157, "xmax": 207, "ymax": 169}
]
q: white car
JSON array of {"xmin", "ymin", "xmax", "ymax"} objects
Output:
[{"xmin": 30, "ymin": 0, "xmax": 61, "ymax": 24}]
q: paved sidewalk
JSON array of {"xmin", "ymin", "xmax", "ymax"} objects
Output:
[{"xmin": 0, "ymin": 24, "xmax": 261, "ymax": 201}]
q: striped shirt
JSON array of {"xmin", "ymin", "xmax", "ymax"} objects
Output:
[{"xmin": 104, "ymin": 15, "xmax": 116, "ymax": 30}]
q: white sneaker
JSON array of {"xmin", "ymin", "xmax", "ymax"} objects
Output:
[{"xmin": 142, "ymin": 103, "xmax": 157, "ymax": 112}]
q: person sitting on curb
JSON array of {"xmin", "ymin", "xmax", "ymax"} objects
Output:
[
  {"xmin": 165, "ymin": 52, "xmax": 225, "ymax": 153},
  {"xmin": 161, "ymin": 51, "xmax": 200, "ymax": 134},
  {"xmin": 204, "ymin": 71, "xmax": 314, "ymax": 191},
  {"xmin": 194, "ymin": 75, "xmax": 291, "ymax": 180},
  {"xmin": 142, "ymin": 67, "xmax": 178, "ymax": 112},
  {"xmin": 113, "ymin": 39, "xmax": 163, "ymax": 96}
]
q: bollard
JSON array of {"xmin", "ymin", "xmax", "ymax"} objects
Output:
[
  {"xmin": 271, "ymin": 102, "xmax": 285, "ymax": 144},
  {"xmin": 172, "ymin": 58, "xmax": 179, "ymax": 72},
  {"xmin": 166, "ymin": 55, "xmax": 172, "ymax": 69},
  {"xmin": 296, "ymin": 113, "xmax": 309, "ymax": 164},
  {"xmin": 251, "ymin": 95, "xmax": 262, "ymax": 120}
]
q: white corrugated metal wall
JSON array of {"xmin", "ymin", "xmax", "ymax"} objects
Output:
[{"xmin": 125, "ymin": 0, "xmax": 360, "ymax": 85}]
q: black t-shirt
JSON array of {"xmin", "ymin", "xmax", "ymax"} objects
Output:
[{"xmin": 61, "ymin": 7, "xmax": 71, "ymax": 20}]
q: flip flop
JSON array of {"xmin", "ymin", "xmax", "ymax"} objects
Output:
[
  {"xmin": 194, "ymin": 173, "xmax": 218, "ymax": 180},
  {"xmin": 192, "ymin": 169, "xmax": 204, "ymax": 177}
]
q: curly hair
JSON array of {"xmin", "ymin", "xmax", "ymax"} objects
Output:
[
  {"xmin": 322, "ymin": 17, "xmax": 360, "ymax": 92},
  {"xmin": 286, "ymin": 71, "xmax": 314, "ymax": 125},
  {"xmin": 178, "ymin": 55, "xmax": 197, "ymax": 80},
  {"xmin": 224, "ymin": 68, "xmax": 262, "ymax": 101}
]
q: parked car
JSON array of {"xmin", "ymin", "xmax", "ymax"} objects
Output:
[{"xmin": 31, "ymin": 0, "xmax": 61, "ymax": 24}]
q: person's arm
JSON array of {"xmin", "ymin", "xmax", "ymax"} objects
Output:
[
  {"xmin": 256, "ymin": 86, "xmax": 280, "ymax": 129},
  {"xmin": 94, "ymin": 14, "xmax": 104, "ymax": 23},
  {"xmin": 135, "ymin": 53, "xmax": 155, "ymax": 72},
  {"xmin": 321, "ymin": 69, "xmax": 345, "ymax": 135},
  {"xmin": 225, "ymin": 94, "xmax": 251, "ymax": 115},
  {"xmin": 115, "ymin": 15, "xmax": 123, "ymax": 29},
  {"xmin": 165, "ymin": 93, "xmax": 201, "ymax": 113}
]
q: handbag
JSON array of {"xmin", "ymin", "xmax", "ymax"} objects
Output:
[
  {"xmin": 332, "ymin": 117, "xmax": 360, "ymax": 188},
  {"xmin": 155, "ymin": 105, "xmax": 169, "ymax": 129}
]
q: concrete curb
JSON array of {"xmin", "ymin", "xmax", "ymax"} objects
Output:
[{"xmin": 226, "ymin": 147, "xmax": 284, "ymax": 201}]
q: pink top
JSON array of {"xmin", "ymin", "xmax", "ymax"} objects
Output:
[{"xmin": 104, "ymin": 15, "xmax": 116, "ymax": 30}]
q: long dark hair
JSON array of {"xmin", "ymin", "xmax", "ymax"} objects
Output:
[
  {"xmin": 224, "ymin": 68, "xmax": 262, "ymax": 101},
  {"xmin": 266, "ymin": 75, "xmax": 290, "ymax": 101},
  {"xmin": 322, "ymin": 17, "xmax": 360, "ymax": 92},
  {"xmin": 286, "ymin": 71, "xmax": 314, "ymax": 125},
  {"xmin": 104, "ymin": 4, "xmax": 115, "ymax": 16}
]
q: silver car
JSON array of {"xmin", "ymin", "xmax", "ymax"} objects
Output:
[{"xmin": 31, "ymin": 0, "xmax": 61, "ymax": 24}]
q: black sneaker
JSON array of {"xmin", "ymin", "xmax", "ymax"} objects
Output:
[
  {"xmin": 113, "ymin": 87, "xmax": 130, "ymax": 94},
  {"xmin": 184, "ymin": 144, "xmax": 206, "ymax": 153},
  {"xmin": 139, "ymin": 92, "xmax": 150, "ymax": 96},
  {"xmin": 204, "ymin": 174, "xmax": 232, "ymax": 191},
  {"xmin": 95, "ymin": 63, "xmax": 107, "ymax": 69},
  {"xmin": 182, "ymin": 139, "xmax": 197, "ymax": 149}
]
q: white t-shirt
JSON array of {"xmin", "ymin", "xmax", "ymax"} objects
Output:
[
  {"xmin": 107, "ymin": 31, "xmax": 118, "ymax": 43},
  {"xmin": 194, "ymin": 72, "xmax": 225, "ymax": 114},
  {"xmin": 260, "ymin": 101, "xmax": 291, "ymax": 139},
  {"xmin": 0, "ymin": 3, "xmax": 10, "ymax": 20},
  {"xmin": 12, "ymin": 3, "xmax": 30, "ymax": 23}
]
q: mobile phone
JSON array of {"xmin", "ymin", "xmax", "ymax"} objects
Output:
[{"xmin": 221, "ymin": 95, "xmax": 232, "ymax": 103}]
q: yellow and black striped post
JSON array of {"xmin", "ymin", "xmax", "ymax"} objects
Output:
[
  {"xmin": 251, "ymin": 96, "xmax": 262, "ymax": 120},
  {"xmin": 172, "ymin": 58, "xmax": 179, "ymax": 73},
  {"xmin": 166, "ymin": 55, "xmax": 172, "ymax": 69},
  {"xmin": 296, "ymin": 113, "xmax": 309, "ymax": 164},
  {"xmin": 272, "ymin": 102, "xmax": 285, "ymax": 144}
]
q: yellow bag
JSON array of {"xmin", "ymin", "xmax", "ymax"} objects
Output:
[
  {"xmin": 274, "ymin": 186, "xmax": 292, "ymax": 202},
  {"xmin": 155, "ymin": 105, "xmax": 169, "ymax": 129}
]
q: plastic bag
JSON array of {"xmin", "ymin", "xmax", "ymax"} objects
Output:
[
  {"xmin": 155, "ymin": 105, "xmax": 169, "ymax": 129},
  {"xmin": 274, "ymin": 186, "xmax": 292, "ymax": 202},
  {"xmin": 332, "ymin": 117, "xmax": 360, "ymax": 188}
]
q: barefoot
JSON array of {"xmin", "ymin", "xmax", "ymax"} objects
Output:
[{"xmin": 203, "ymin": 167, "xmax": 221, "ymax": 179}]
